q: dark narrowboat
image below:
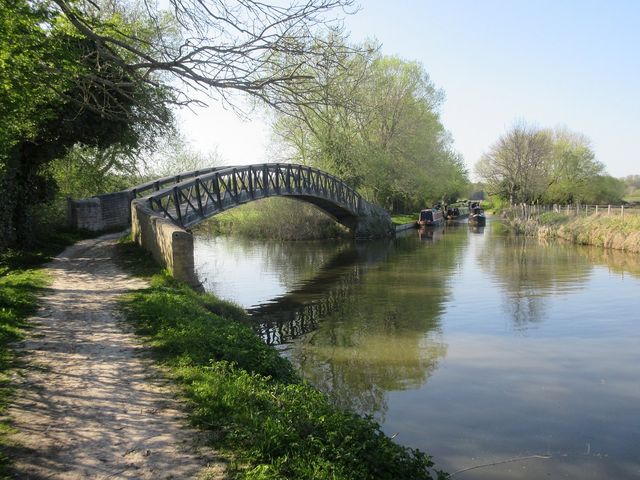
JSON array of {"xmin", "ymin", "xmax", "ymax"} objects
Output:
[
  {"xmin": 468, "ymin": 205, "xmax": 486, "ymax": 226},
  {"xmin": 446, "ymin": 204, "xmax": 470, "ymax": 222},
  {"xmin": 418, "ymin": 208, "xmax": 444, "ymax": 227}
]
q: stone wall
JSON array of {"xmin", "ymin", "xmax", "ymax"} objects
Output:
[
  {"xmin": 131, "ymin": 200, "xmax": 198, "ymax": 286},
  {"xmin": 67, "ymin": 191, "xmax": 131, "ymax": 231},
  {"xmin": 355, "ymin": 200, "xmax": 394, "ymax": 238}
]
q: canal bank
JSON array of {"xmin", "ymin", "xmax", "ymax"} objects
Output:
[{"xmin": 505, "ymin": 212, "xmax": 640, "ymax": 254}]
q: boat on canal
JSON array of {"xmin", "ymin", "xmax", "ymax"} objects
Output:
[
  {"xmin": 468, "ymin": 203, "xmax": 486, "ymax": 226},
  {"xmin": 418, "ymin": 208, "xmax": 444, "ymax": 227},
  {"xmin": 445, "ymin": 203, "xmax": 470, "ymax": 222}
]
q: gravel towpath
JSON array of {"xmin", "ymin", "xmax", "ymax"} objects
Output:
[{"xmin": 7, "ymin": 234, "xmax": 225, "ymax": 479}]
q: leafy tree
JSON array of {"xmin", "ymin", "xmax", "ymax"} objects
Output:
[
  {"xmin": 583, "ymin": 175, "xmax": 625, "ymax": 204},
  {"xmin": 0, "ymin": 0, "xmax": 173, "ymax": 248},
  {"xmin": 475, "ymin": 122, "xmax": 553, "ymax": 204},
  {"xmin": 1, "ymin": 0, "xmax": 355, "ymax": 250},
  {"xmin": 476, "ymin": 124, "xmax": 627, "ymax": 205},
  {"xmin": 543, "ymin": 128, "xmax": 604, "ymax": 204},
  {"xmin": 271, "ymin": 43, "xmax": 468, "ymax": 212}
]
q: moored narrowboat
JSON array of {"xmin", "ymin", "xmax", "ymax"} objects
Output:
[
  {"xmin": 418, "ymin": 208, "xmax": 444, "ymax": 227},
  {"xmin": 446, "ymin": 204, "xmax": 470, "ymax": 221}
]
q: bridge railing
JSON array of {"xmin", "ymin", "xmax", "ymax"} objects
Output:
[
  {"xmin": 127, "ymin": 166, "xmax": 230, "ymax": 199},
  {"xmin": 67, "ymin": 165, "xmax": 230, "ymax": 231},
  {"xmin": 142, "ymin": 163, "xmax": 362, "ymax": 228}
]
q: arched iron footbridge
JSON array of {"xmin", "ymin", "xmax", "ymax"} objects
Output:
[{"xmin": 142, "ymin": 163, "xmax": 364, "ymax": 231}]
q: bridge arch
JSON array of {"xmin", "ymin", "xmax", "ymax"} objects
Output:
[
  {"xmin": 127, "ymin": 163, "xmax": 391, "ymax": 285},
  {"xmin": 139, "ymin": 163, "xmax": 364, "ymax": 231}
]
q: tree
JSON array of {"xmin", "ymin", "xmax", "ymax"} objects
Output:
[
  {"xmin": 476, "ymin": 124, "xmax": 627, "ymax": 205},
  {"xmin": 543, "ymin": 128, "xmax": 604, "ymax": 204},
  {"xmin": 271, "ymin": 43, "xmax": 468, "ymax": 212},
  {"xmin": 0, "ymin": 0, "xmax": 173, "ymax": 248},
  {"xmin": 1, "ymin": 0, "xmax": 357, "ymax": 250},
  {"xmin": 50, "ymin": 0, "xmax": 358, "ymax": 118},
  {"xmin": 475, "ymin": 122, "xmax": 553, "ymax": 205}
]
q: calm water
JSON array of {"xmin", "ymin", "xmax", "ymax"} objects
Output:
[{"xmin": 194, "ymin": 222, "xmax": 640, "ymax": 479}]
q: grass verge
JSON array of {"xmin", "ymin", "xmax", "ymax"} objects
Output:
[
  {"xmin": 390, "ymin": 213, "xmax": 418, "ymax": 226},
  {"xmin": 503, "ymin": 213, "xmax": 640, "ymax": 254},
  {"xmin": 0, "ymin": 228, "xmax": 97, "ymax": 477},
  {"xmin": 117, "ymin": 240, "xmax": 446, "ymax": 480}
]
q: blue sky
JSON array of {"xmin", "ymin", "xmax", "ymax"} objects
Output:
[{"xmin": 179, "ymin": 0, "xmax": 639, "ymax": 178}]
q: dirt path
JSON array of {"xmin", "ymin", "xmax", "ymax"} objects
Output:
[{"xmin": 7, "ymin": 234, "xmax": 225, "ymax": 479}]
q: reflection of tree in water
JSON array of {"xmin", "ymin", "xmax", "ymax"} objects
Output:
[
  {"xmin": 251, "ymin": 228, "xmax": 469, "ymax": 419},
  {"xmin": 478, "ymin": 235, "xmax": 593, "ymax": 329}
]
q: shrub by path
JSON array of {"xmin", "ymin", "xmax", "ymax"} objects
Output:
[{"xmin": 5, "ymin": 234, "xmax": 224, "ymax": 479}]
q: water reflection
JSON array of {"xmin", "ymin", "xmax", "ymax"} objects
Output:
[
  {"xmin": 270, "ymin": 230, "xmax": 469, "ymax": 418},
  {"xmin": 247, "ymin": 242, "xmax": 393, "ymax": 345},
  {"xmin": 194, "ymin": 225, "xmax": 640, "ymax": 479},
  {"xmin": 477, "ymin": 232, "xmax": 593, "ymax": 330}
]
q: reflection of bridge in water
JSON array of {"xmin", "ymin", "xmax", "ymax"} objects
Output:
[{"xmin": 247, "ymin": 242, "xmax": 394, "ymax": 345}]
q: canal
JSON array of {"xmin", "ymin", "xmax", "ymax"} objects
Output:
[{"xmin": 194, "ymin": 221, "xmax": 640, "ymax": 479}]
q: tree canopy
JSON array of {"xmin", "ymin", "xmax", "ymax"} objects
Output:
[
  {"xmin": 0, "ymin": 0, "xmax": 357, "ymax": 249},
  {"xmin": 271, "ymin": 43, "xmax": 468, "ymax": 212},
  {"xmin": 475, "ymin": 123, "xmax": 623, "ymax": 205}
]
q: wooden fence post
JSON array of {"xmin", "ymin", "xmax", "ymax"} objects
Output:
[
  {"xmin": 621, "ymin": 205, "xmax": 625, "ymax": 218},
  {"xmin": 595, "ymin": 205, "xmax": 598, "ymax": 215},
  {"xmin": 608, "ymin": 205, "xmax": 611, "ymax": 215}
]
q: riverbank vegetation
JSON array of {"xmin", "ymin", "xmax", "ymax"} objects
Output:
[
  {"xmin": 195, "ymin": 198, "xmax": 350, "ymax": 240},
  {"xmin": 390, "ymin": 213, "xmax": 419, "ymax": 226},
  {"xmin": 270, "ymin": 47, "xmax": 469, "ymax": 213},
  {"xmin": 505, "ymin": 212, "xmax": 640, "ymax": 254},
  {"xmin": 117, "ymin": 241, "xmax": 446, "ymax": 480}
]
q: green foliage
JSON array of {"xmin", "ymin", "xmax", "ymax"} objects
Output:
[
  {"xmin": 196, "ymin": 198, "xmax": 350, "ymax": 240},
  {"xmin": 621, "ymin": 175, "xmax": 640, "ymax": 202},
  {"xmin": 390, "ymin": 213, "xmax": 418, "ymax": 225},
  {"xmin": 625, "ymin": 189, "xmax": 640, "ymax": 203},
  {"xmin": 272, "ymin": 43, "xmax": 468, "ymax": 213},
  {"xmin": 0, "ymin": 0, "xmax": 172, "ymax": 250},
  {"xmin": 537, "ymin": 212, "xmax": 570, "ymax": 225},
  {"xmin": 476, "ymin": 124, "xmax": 624, "ymax": 205},
  {"xmin": 119, "ymin": 253, "xmax": 444, "ymax": 479}
]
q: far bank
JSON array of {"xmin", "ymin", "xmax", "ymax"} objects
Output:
[{"xmin": 503, "ymin": 210, "xmax": 640, "ymax": 254}]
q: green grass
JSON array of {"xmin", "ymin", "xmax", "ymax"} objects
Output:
[
  {"xmin": 537, "ymin": 212, "xmax": 570, "ymax": 226},
  {"xmin": 0, "ymin": 228, "xmax": 98, "ymax": 477},
  {"xmin": 390, "ymin": 213, "xmax": 418, "ymax": 226},
  {"xmin": 624, "ymin": 194, "xmax": 640, "ymax": 204},
  {"xmin": 118, "ymin": 241, "xmax": 446, "ymax": 480}
]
